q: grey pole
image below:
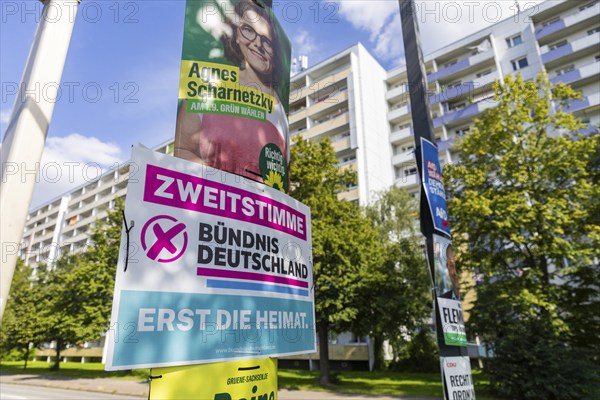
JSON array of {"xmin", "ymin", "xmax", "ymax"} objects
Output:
[
  {"xmin": 0, "ymin": 0, "xmax": 80, "ymax": 323},
  {"xmin": 398, "ymin": 1, "xmax": 473, "ymax": 398}
]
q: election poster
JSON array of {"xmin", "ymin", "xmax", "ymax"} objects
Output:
[
  {"xmin": 174, "ymin": 0, "xmax": 291, "ymax": 192},
  {"xmin": 442, "ymin": 356, "xmax": 476, "ymax": 400},
  {"xmin": 105, "ymin": 145, "xmax": 315, "ymax": 370},
  {"xmin": 421, "ymin": 138, "xmax": 450, "ymax": 236},
  {"xmin": 437, "ymin": 298, "xmax": 467, "ymax": 347},
  {"xmin": 432, "ymin": 234, "xmax": 460, "ymax": 299},
  {"xmin": 149, "ymin": 358, "xmax": 277, "ymax": 400}
]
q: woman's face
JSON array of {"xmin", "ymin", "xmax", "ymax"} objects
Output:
[{"xmin": 237, "ymin": 9, "xmax": 274, "ymax": 75}]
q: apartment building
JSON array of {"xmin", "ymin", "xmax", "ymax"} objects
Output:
[
  {"xmin": 17, "ymin": 0, "xmax": 599, "ymax": 369},
  {"xmin": 388, "ymin": 0, "xmax": 600, "ymax": 195},
  {"xmin": 19, "ymin": 142, "xmax": 174, "ymax": 268},
  {"xmin": 288, "ymin": 43, "xmax": 394, "ymax": 205}
]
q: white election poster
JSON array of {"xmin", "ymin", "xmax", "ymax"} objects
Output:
[
  {"xmin": 442, "ymin": 356, "xmax": 476, "ymax": 400},
  {"xmin": 437, "ymin": 298, "xmax": 467, "ymax": 347},
  {"xmin": 105, "ymin": 145, "xmax": 315, "ymax": 370}
]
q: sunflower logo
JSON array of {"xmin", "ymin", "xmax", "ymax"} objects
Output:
[{"xmin": 264, "ymin": 170, "xmax": 285, "ymax": 192}]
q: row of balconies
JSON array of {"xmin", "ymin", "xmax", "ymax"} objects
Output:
[
  {"xmin": 541, "ymin": 32, "xmax": 600, "ymax": 65},
  {"xmin": 289, "ymin": 89, "xmax": 349, "ymax": 125},
  {"xmin": 535, "ymin": 2, "xmax": 599, "ymax": 41},
  {"xmin": 550, "ymin": 61, "xmax": 600, "ymax": 86},
  {"xmin": 427, "ymin": 49, "xmax": 495, "ymax": 84}
]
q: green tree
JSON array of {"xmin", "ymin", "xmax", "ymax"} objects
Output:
[
  {"xmin": 40, "ymin": 200, "xmax": 124, "ymax": 370},
  {"xmin": 0, "ymin": 259, "xmax": 44, "ymax": 367},
  {"xmin": 289, "ymin": 136, "xmax": 383, "ymax": 384},
  {"xmin": 445, "ymin": 73, "xmax": 600, "ymax": 399},
  {"xmin": 362, "ymin": 186, "xmax": 431, "ymax": 370}
]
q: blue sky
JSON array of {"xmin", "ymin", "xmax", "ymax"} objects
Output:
[{"xmin": 1, "ymin": 0, "xmax": 543, "ymax": 208}]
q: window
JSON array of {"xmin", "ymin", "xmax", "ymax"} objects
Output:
[
  {"xmin": 511, "ymin": 57, "xmax": 529, "ymax": 71},
  {"xmin": 579, "ymin": 1, "xmax": 598, "ymax": 11},
  {"xmin": 447, "ymin": 80, "xmax": 462, "ymax": 89},
  {"xmin": 404, "ymin": 167, "xmax": 418, "ymax": 177},
  {"xmin": 596, "ymin": 55, "xmax": 600, "ymax": 62},
  {"xmin": 455, "ymin": 127, "xmax": 470, "ymax": 137},
  {"xmin": 476, "ymin": 69, "xmax": 492, "ymax": 78},
  {"xmin": 449, "ymin": 102, "xmax": 466, "ymax": 112},
  {"xmin": 341, "ymin": 155, "xmax": 356, "ymax": 164},
  {"xmin": 444, "ymin": 59, "xmax": 458, "ymax": 68},
  {"xmin": 542, "ymin": 17, "xmax": 560, "ymax": 27},
  {"xmin": 555, "ymin": 65, "xmax": 575, "ymax": 76},
  {"xmin": 549, "ymin": 40, "xmax": 568, "ymax": 51},
  {"xmin": 505, "ymin": 34, "xmax": 523, "ymax": 48},
  {"xmin": 587, "ymin": 27, "xmax": 600, "ymax": 35}
]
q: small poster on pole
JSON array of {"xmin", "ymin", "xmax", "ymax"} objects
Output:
[
  {"xmin": 421, "ymin": 138, "xmax": 450, "ymax": 236},
  {"xmin": 442, "ymin": 356, "xmax": 476, "ymax": 400},
  {"xmin": 437, "ymin": 298, "xmax": 467, "ymax": 347}
]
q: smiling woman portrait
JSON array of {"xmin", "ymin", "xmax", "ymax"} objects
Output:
[{"xmin": 175, "ymin": 0, "xmax": 290, "ymax": 189}]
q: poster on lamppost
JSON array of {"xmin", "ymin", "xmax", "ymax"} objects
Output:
[
  {"xmin": 421, "ymin": 138, "xmax": 450, "ymax": 237},
  {"xmin": 149, "ymin": 358, "xmax": 277, "ymax": 400},
  {"xmin": 174, "ymin": 0, "xmax": 291, "ymax": 192},
  {"xmin": 442, "ymin": 356, "xmax": 476, "ymax": 400},
  {"xmin": 437, "ymin": 297, "xmax": 467, "ymax": 347},
  {"xmin": 105, "ymin": 145, "xmax": 315, "ymax": 370}
]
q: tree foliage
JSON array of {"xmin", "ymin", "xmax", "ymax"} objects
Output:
[
  {"xmin": 289, "ymin": 136, "xmax": 383, "ymax": 384},
  {"xmin": 362, "ymin": 186, "xmax": 431, "ymax": 370},
  {"xmin": 4, "ymin": 200, "xmax": 125, "ymax": 370},
  {"xmin": 445, "ymin": 73, "xmax": 600, "ymax": 399},
  {"xmin": 0, "ymin": 259, "xmax": 44, "ymax": 366}
]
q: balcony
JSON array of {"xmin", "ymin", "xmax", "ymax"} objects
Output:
[
  {"xmin": 332, "ymin": 137, "xmax": 351, "ymax": 153},
  {"xmin": 387, "ymin": 104, "xmax": 411, "ymax": 122},
  {"xmin": 304, "ymin": 112, "xmax": 350, "ymax": 140},
  {"xmin": 437, "ymin": 138, "xmax": 456, "ymax": 152},
  {"xmin": 308, "ymin": 90, "xmax": 349, "ymax": 117},
  {"xmin": 542, "ymin": 33, "xmax": 600, "ymax": 64},
  {"xmin": 289, "ymin": 107, "xmax": 307, "ymax": 125},
  {"xmin": 433, "ymin": 100, "xmax": 497, "ymax": 128},
  {"xmin": 386, "ymin": 84, "xmax": 407, "ymax": 101},
  {"xmin": 550, "ymin": 62, "xmax": 599, "ymax": 86},
  {"xmin": 536, "ymin": 19, "xmax": 566, "ymax": 40},
  {"xmin": 566, "ymin": 92, "xmax": 600, "ymax": 113},
  {"xmin": 338, "ymin": 187, "xmax": 359, "ymax": 202},
  {"xmin": 395, "ymin": 174, "xmax": 419, "ymax": 188},
  {"xmin": 389, "ymin": 126, "xmax": 414, "ymax": 144},
  {"xmin": 536, "ymin": 3, "xmax": 600, "ymax": 40},
  {"xmin": 391, "ymin": 151, "xmax": 414, "ymax": 165},
  {"xmin": 428, "ymin": 50, "xmax": 494, "ymax": 83}
]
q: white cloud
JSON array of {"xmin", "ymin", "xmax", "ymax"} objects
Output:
[
  {"xmin": 1, "ymin": 110, "xmax": 10, "ymax": 125},
  {"xmin": 30, "ymin": 133, "xmax": 124, "ymax": 208},
  {"xmin": 334, "ymin": 0, "xmax": 398, "ymax": 40},
  {"xmin": 374, "ymin": 14, "xmax": 404, "ymax": 62},
  {"xmin": 294, "ymin": 30, "xmax": 317, "ymax": 58},
  {"xmin": 333, "ymin": 0, "xmax": 545, "ymax": 63}
]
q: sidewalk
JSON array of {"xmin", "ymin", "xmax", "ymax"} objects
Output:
[{"xmin": 0, "ymin": 373, "xmax": 440, "ymax": 399}]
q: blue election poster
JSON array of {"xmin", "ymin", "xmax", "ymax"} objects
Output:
[{"xmin": 421, "ymin": 138, "xmax": 450, "ymax": 236}]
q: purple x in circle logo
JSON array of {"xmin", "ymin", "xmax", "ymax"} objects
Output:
[{"xmin": 140, "ymin": 215, "xmax": 188, "ymax": 263}]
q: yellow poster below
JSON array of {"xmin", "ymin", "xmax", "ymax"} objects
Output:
[{"xmin": 149, "ymin": 358, "xmax": 277, "ymax": 400}]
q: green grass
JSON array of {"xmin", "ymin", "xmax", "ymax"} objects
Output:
[
  {"xmin": 0, "ymin": 361, "xmax": 149, "ymax": 380},
  {"xmin": 1, "ymin": 361, "xmax": 499, "ymax": 399}
]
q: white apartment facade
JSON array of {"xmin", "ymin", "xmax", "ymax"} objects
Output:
[
  {"xmin": 17, "ymin": 0, "xmax": 599, "ymax": 369},
  {"xmin": 388, "ymin": 0, "xmax": 600, "ymax": 195}
]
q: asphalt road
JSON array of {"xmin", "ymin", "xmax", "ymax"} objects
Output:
[{"xmin": 0, "ymin": 383, "xmax": 141, "ymax": 400}]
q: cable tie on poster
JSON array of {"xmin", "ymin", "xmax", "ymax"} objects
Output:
[
  {"xmin": 149, "ymin": 375, "xmax": 163, "ymax": 380},
  {"xmin": 238, "ymin": 365, "xmax": 260, "ymax": 371},
  {"xmin": 122, "ymin": 210, "xmax": 135, "ymax": 272}
]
